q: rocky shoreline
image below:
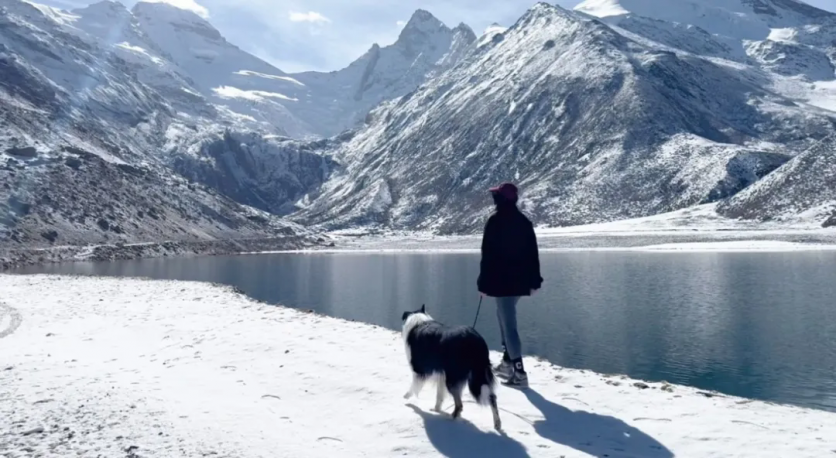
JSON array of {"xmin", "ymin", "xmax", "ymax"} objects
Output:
[{"xmin": 0, "ymin": 235, "xmax": 329, "ymax": 271}]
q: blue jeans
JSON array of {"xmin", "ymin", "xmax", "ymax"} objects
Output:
[{"xmin": 495, "ymin": 296, "xmax": 522, "ymax": 361}]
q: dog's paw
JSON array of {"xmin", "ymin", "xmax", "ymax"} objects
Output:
[
  {"xmin": 432, "ymin": 405, "xmax": 444, "ymax": 413},
  {"xmin": 403, "ymin": 392, "xmax": 413, "ymax": 400}
]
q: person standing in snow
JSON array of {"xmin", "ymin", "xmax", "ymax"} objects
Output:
[{"xmin": 477, "ymin": 182, "xmax": 543, "ymax": 388}]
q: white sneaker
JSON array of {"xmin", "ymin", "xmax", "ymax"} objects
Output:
[
  {"xmin": 501, "ymin": 371, "xmax": 529, "ymax": 388},
  {"xmin": 494, "ymin": 360, "xmax": 513, "ymax": 379}
]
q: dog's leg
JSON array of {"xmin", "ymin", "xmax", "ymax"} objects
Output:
[
  {"xmin": 433, "ymin": 374, "xmax": 446, "ymax": 412},
  {"xmin": 404, "ymin": 373, "xmax": 425, "ymax": 400},
  {"xmin": 449, "ymin": 384, "xmax": 464, "ymax": 420},
  {"xmin": 489, "ymin": 393, "xmax": 502, "ymax": 431}
]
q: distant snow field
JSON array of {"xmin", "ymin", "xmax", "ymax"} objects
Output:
[
  {"xmin": 1, "ymin": 275, "xmax": 833, "ymax": 457},
  {"xmin": 233, "ymin": 70, "xmax": 306, "ymax": 86},
  {"xmin": 295, "ymin": 205, "xmax": 836, "ymax": 254},
  {"xmin": 212, "ymin": 86, "xmax": 299, "ymax": 102}
]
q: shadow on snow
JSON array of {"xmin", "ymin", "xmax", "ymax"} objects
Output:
[{"xmin": 408, "ymin": 388, "xmax": 674, "ymax": 458}]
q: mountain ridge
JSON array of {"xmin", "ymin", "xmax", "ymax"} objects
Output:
[
  {"xmin": 291, "ymin": 2, "xmax": 836, "ymax": 232},
  {"xmin": 4, "ymin": 0, "xmax": 836, "ymax": 255},
  {"xmin": 1, "ymin": 0, "xmax": 481, "ymax": 251}
]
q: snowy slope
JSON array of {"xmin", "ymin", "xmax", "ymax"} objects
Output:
[
  {"xmin": 718, "ymin": 135, "xmax": 836, "ymax": 225},
  {"xmin": 2, "ymin": 275, "xmax": 835, "ymax": 457},
  {"xmin": 575, "ymin": 0, "xmax": 836, "ymax": 81},
  {"xmin": 128, "ymin": 1, "xmax": 315, "ymax": 139},
  {"xmin": 0, "ymin": 0, "xmax": 323, "ymax": 248},
  {"xmin": 293, "ymin": 4, "xmax": 836, "ymax": 233}
]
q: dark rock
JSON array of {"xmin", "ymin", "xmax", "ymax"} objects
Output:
[
  {"xmin": 116, "ymin": 163, "xmax": 146, "ymax": 177},
  {"xmin": 40, "ymin": 231, "xmax": 58, "ymax": 243},
  {"xmin": 543, "ymin": 39, "xmax": 556, "ymax": 50},
  {"xmin": 6, "ymin": 147, "xmax": 38, "ymax": 158},
  {"xmin": 64, "ymin": 157, "xmax": 82, "ymax": 170},
  {"xmin": 634, "ymin": 382, "xmax": 650, "ymax": 389},
  {"xmin": 96, "ymin": 218, "xmax": 110, "ymax": 231},
  {"xmin": 22, "ymin": 426, "xmax": 44, "ymax": 436},
  {"xmin": 823, "ymin": 213, "xmax": 836, "ymax": 228}
]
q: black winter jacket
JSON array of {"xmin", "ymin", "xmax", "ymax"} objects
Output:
[{"xmin": 477, "ymin": 206, "xmax": 543, "ymax": 298}]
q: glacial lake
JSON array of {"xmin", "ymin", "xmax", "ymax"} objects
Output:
[{"xmin": 15, "ymin": 251, "xmax": 836, "ymax": 412}]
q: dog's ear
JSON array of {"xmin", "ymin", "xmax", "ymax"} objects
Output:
[
  {"xmin": 401, "ymin": 311, "xmax": 411, "ymax": 322},
  {"xmin": 420, "ymin": 304, "xmax": 426, "ymax": 314}
]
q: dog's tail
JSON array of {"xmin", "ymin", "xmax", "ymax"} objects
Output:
[
  {"xmin": 467, "ymin": 335, "xmax": 502, "ymax": 430},
  {"xmin": 467, "ymin": 346, "xmax": 497, "ymax": 406}
]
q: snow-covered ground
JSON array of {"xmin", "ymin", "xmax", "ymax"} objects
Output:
[
  {"xmin": 2, "ymin": 275, "xmax": 834, "ymax": 457},
  {"xmin": 298, "ymin": 205, "xmax": 836, "ymax": 253}
]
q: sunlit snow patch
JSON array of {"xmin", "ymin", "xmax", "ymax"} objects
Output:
[
  {"xmin": 23, "ymin": 1, "xmax": 80, "ymax": 25},
  {"xmin": 212, "ymin": 86, "xmax": 298, "ymax": 102},
  {"xmin": 116, "ymin": 42, "xmax": 165, "ymax": 65},
  {"xmin": 233, "ymin": 70, "xmax": 306, "ymax": 86}
]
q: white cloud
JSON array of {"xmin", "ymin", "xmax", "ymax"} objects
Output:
[
  {"xmin": 288, "ymin": 11, "xmax": 331, "ymax": 24},
  {"xmin": 396, "ymin": 20, "xmax": 407, "ymax": 27},
  {"xmin": 141, "ymin": 0, "xmax": 210, "ymax": 19}
]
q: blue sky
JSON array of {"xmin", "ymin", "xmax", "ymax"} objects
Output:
[{"xmin": 38, "ymin": 0, "xmax": 836, "ymax": 73}]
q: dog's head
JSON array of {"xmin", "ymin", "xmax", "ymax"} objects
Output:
[{"xmin": 401, "ymin": 304, "xmax": 426, "ymax": 322}]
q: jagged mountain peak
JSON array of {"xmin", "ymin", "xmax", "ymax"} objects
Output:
[
  {"xmin": 526, "ymin": 2, "xmax": 571, "ymax": 18},
  {"xmin": 71, "ymin": 1, "xmax": 133, "ymax": 29},
  {"xmin": 276, "ymin": 8, "xmax": 476, "ymax": 137},
  {"xmin": 132, "ymin": 1, "xmax": 212, "ymax": 28},
  {"xmin": 453, "ymin": 22, "xmax": 476, "ymax": 35},
  {"xmin": 75, "ymin": 0, "xmax": 129, "ymax": 13},
  {"xmin": 404, "ymin": 9, "xmax": 445, "ymax": 29},
  {"xmin": 397, "ymin": 9, "xmax": 452, "ymax": 43},
  {"xmin": 512, "ymin": 2, "xmax": 589, "ymax": 32}
]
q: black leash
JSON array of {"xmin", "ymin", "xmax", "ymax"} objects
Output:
[{"xmin": 472, "ymin": 296, "xmax": 484, "ymax": 328}]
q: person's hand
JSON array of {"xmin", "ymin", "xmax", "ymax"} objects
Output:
[{"xmin": 480, "ymin": 292, "xmax": 486, "ymax": 298}]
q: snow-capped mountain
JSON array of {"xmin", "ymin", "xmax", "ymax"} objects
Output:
[
  {"xmin": 575, "ymin": 0, "xmax": 836, "ymax": 81},
  {"xmin": 282, "ymin": 10, "xmax": 477, "ymax": 138},
  {"xmin": 83, "ymin": 3, "xmax": 477, "ymax": 139},
  {"xmin": 0, "ymin": 0, "xmax": 319, "ymax": 248},
  {"xmin": 0, "ymin": 0, "xmax": 480, "ymax": 248},
  {"xmin": 293, "ymin": 3, "xmax": 836, "ymax": 233},
  {"xmin": 4, "ymin": 0, "xmax": 836, "ymax": 247}
]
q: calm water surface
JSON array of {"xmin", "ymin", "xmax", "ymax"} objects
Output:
[{"xmin": 16, "ymin": 252, "xmax": 836, "ymax": 412}]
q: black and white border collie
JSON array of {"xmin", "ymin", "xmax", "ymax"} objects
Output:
[{"xmin": 401, "ymin": 305, "xmax": 501, "ymax": 430}]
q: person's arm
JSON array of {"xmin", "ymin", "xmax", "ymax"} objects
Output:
[
  {"xmin": 525, "ymin": 220, "xmax": 543, "ymax": 291},
  {"xmin": 477, "ymin": 217, "xmax": 496, "ymax": 294}
]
